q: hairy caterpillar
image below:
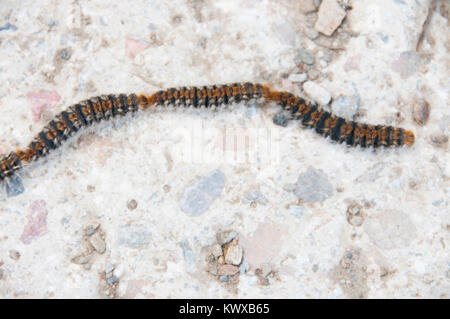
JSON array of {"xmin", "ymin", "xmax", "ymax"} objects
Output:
[{"xmin": 0, "ymin": 82, "xmax": 415, "ymax": 183}]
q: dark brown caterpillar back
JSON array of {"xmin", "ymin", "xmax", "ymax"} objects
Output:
[{"xmin": 0, "ymin": 83, "xmax": 414, "ymax": 183}]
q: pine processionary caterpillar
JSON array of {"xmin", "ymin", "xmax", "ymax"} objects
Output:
[{"xmin": 0, "ymin": 82, "xmax": 415, "ymax": 183}]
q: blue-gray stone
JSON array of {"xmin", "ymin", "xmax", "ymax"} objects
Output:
[
  {"xmin": 272, "ymin": 112, "xmax": 289, "ymax": 127},
  {"xmin": 6, "ymin": 176, "xmax": 25, "ymax": 198},
  {"xmin": 118, "ymin": 224, "xmax": 151, "ymax": 249},
  {"xmin": 294, "ymin": 167, "xmax": 333, "ymax": 203},
  {"xmin": 0, "ymin": 23, "xmax": 17, "ymax": 32},
  {"xmin": 290, "ymin": 206, "xmax": 305, "ymax": 217},
  {"xmin": 180, "ymin": 240, "xmax": 196, "ymax": 271},
  {"xmin": 180, "ymin": 170, "xmax": 226, "ymax": 217}
]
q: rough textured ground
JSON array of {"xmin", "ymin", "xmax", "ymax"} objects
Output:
[{"xmin": 0, "ymin": 0, "xmax": 448, "ymax": 298}]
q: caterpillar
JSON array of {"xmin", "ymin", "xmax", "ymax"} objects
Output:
[{"xmin": 0, "ymin": 82, "xmax": 414, "ymax": 183}]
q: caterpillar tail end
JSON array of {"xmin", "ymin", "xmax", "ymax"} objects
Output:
[{"xmin": 405, "ymin": 130, "xmax": 415, "ymax": 147}]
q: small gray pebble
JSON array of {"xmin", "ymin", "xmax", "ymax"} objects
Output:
[
  {"xmin": 6, "ymin": 176, "xmax": 25, "ymax": 198},
  {"xmin": 60, "ymin": 49, "xmax": 70, "ymax": 60},
  {"xmin": 298, "ymin": 49, "xmax": 315, "ymax": 65},
  {"xmin": 219, "ymin": 275, "xmax": 229, "ymax": 282},
  {"xmin": 272, "ymin": 112, "xmax": 290, "ymax": 127}
]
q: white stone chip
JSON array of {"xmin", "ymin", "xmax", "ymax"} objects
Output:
[{"xmin": 314, "ymin": 0, "xmax": 346, "ymax": 36}]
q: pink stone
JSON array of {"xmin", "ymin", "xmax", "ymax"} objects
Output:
[
  {"xmin": 217, "ymin": 264, "xmax": 240, "ymax": 276},
  {"xmin": 26, "ymin": 91, "xmax": 61, "ymax": 122},
  {"xmin": 20, "ymin": 200, "xmax": 48, "ymax": 245},
  {"xmin": 125, "ymin": 38, "xmax": 149, "ymax": 59}
]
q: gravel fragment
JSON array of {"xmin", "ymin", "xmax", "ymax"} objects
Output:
[
  {"xmin": 71, "ymin": 255, "xmax": 90, "ymax": 265},
  {"xmin": 118, "ymin": 224, "xmax": 152, "ymax": 248},
  {"xmin": 180, "ymin": 170, "xmax": 226, "ymax": 217},
  {"xmin": 6, "ymin": 175, "xmax": 25, "ymax": 198},
  {"xmin": 288, "ymin": 73, "xmax": 308, "ymax": 83},
  {"xmin": 239, "ymin": 261, "xmax": 250, "ymax": 275},
  {"xmin": 430, "ymin": 134, "xmax": 448, "ymax": 148},
  {"xmin": 217, "ymin": 264, "xmax": 239, "ymax": 276},
  {"xmin": 346, "ymin": 202, "xmax": 365, "ymax": 227},
  {"xmin": 0, "ymin": 23, "xmax": 17, "ymax": 32},
  {"xmin": 181, "ymin": 240, "xmax": 196, "ymax": 272},
  {"xmin": 303, "ymin": 81, "xmax": 331, "ymax": 105},
  {"xmin": 219, "ymin": 275, "xmax": 229, "ymax": 282},
  {"xmin": 211, "ymin": 244, "xmax": 223, "ymax": 258},
  {"xmin": 294, "ymin": 167, "xmax": 334, "ymax": 203},
  {"xmin": 315, "ymin": 0, "xmax": 347, "ymax": 36},
  {"xmin": 224, "ymin": 240, "xmax": 243, "ymax": 265},
  {"xmin": 217, "ymin": 231, "xmax": 238, "ymax": 245},
  {"xmin": 9, "ymin": 250, "xmax": 20, "ymax": 261},
  {"xmin": 84, "ymin": 223, "xmax": 100, "ymax": 236},
  {"xmin": 273, "ymin": 112, "xmax": 290, "ymax": 127},
  {"xmin": 88, "ymin": 233, "xmax": 106, "ymax": 254},
  {"xmin": 412, "ymin": 99, "xmax": 430, "ymax": 126},
  {"xmin": 298, "ymin": 49, "xmax": 315, "ymax": 65},
  {"xmin": 127, "ymin": 199, "xmax": 138, "ymax": 211}
]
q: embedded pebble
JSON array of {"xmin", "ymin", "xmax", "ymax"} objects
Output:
[
  {"xmin": 412, "ymin": 99, "xmax": 430, "ymax": 126},
  {"xmin": 118, "ymin": 224, "xmax": 152, "ymax": 248},
  {"xmin": 219, "ymin": 275, "xmax": 229, "ymax": 282},
  {"xmin": 180, "ymin": 170, "xmax": 226, "ymax": 217},
  {"xmin": 88, "ymin": 233, "xmax": 106, "ymax": 254},
  {"xmin": 346, "ymin": 202, "xmax": 365, "ymax": 227},
  {"xmin": 0, "ymin": 23, "xmax": 17, "ymax": 32},
  {"xmin": 430, "ymin": 134, "xmax": 448, "ymax": 148},
  {"xmin": 71, "ymin": 255, "xmax": 90, "ymax": 265},
  {"xmin": 84, "ymin": 223, "xmax": 100, "ymax": 236},
  {"xmin": 217, "ymin": 264, "xmax": 240, "ymax": 276},
  {"xmin": 106, "ymin": 275, "xmax": 120, "ymax": 286},
  {"xmin": 211, "ymin": 244, "xmax": 223, "ymax": 258},
  {"xmin": 303, "ymin": 81, "xmax": 331, "ymax": 105},
  {"xmin": 224, "ymin": 240, "xmax": 243, "ymax": 266},
  {"xmin": 6, "ymin": 176, "xmax": 25, "ymax": 198},
  {"xmin": 298, "ymin": 49, "xmax": 315, "ymax": 65},
  {"xmin": 294, "ymin": 167, "xmax": 334, "ymax": 202},
  {"xmin": 127, "ymin": 199, "xmax": 138, "ymax": 211},
  {"xmin": 239, "ymin": 261, "xmax": 250, "ymax": 274},
  {"xmin": 181, "ymin": 240, "xmax": 196, "ymax": 271},
  {"xmin": 331, "ymin": 95, "xmax": 360, "ymax": 119},
  {"xmin": 272, "ymin": 112, "xmax": 290, "ymax": 127},
  {"xmin": 315, "ymin": 0, "xmax": 347, "ymax": 36},
  {"xmin": 60, "ymin": 49, "xmax": 70, "ymax": 60},
  {"xmin": 288, "ymin": 73, "xmax": 308, "ymax": 83},
  {"xmin": 9, "ymin": 250, "xmax": 20, "ymax": 261},
  {"xmin": 217, "ymin": 231, "xmax": 238, "ymax": 245}
]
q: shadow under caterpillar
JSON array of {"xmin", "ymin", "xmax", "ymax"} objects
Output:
[{"xmin": 0, "ymin": 82, "xmax": 414, "ymax": 183}]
